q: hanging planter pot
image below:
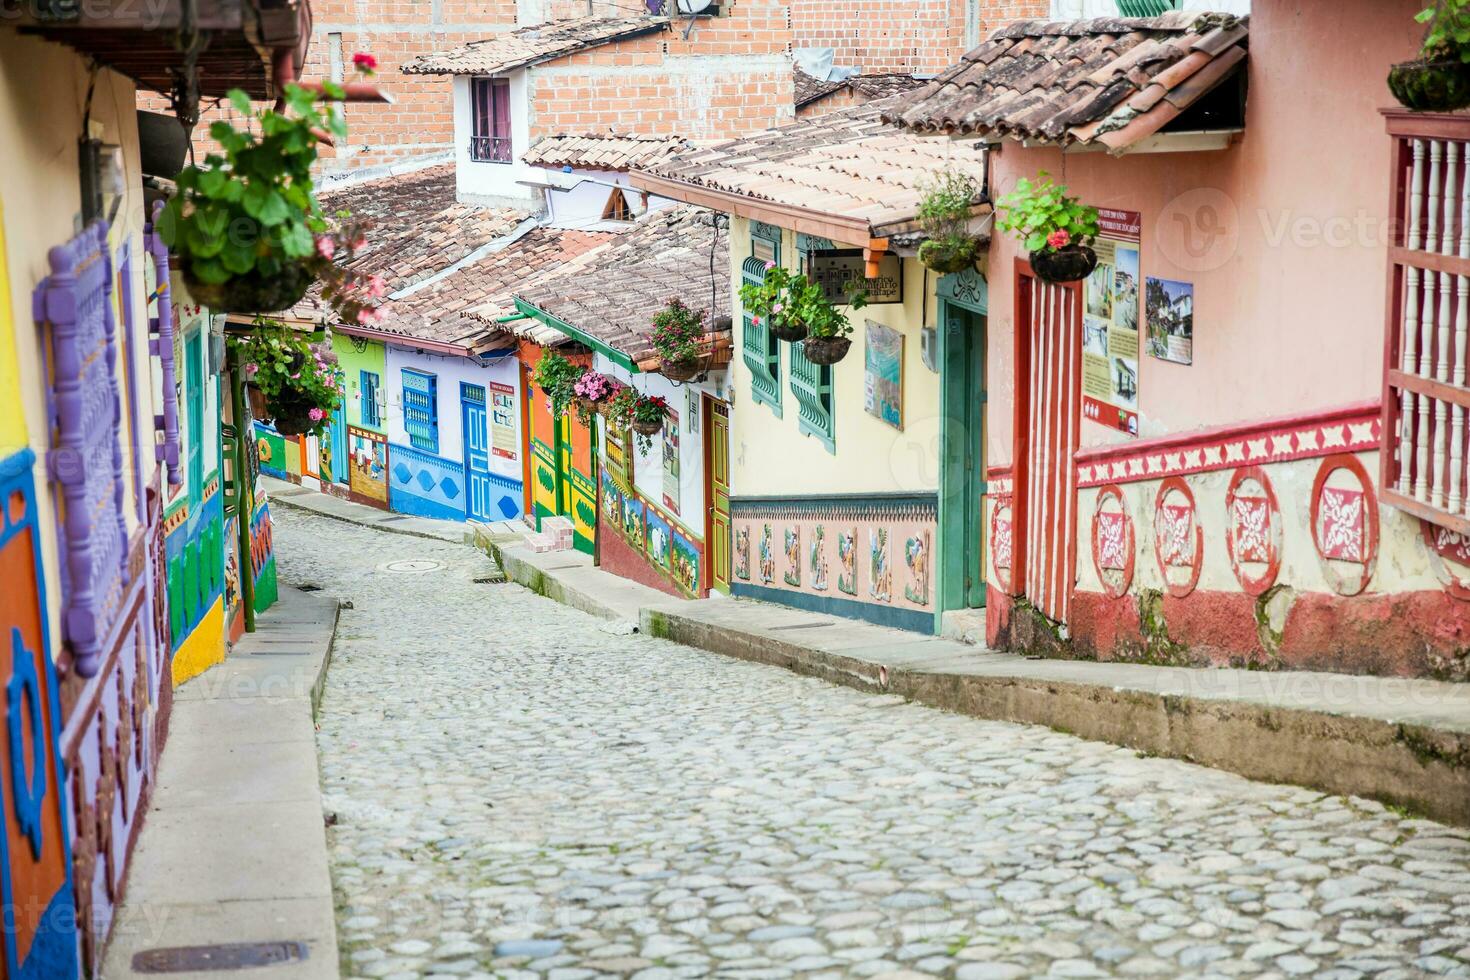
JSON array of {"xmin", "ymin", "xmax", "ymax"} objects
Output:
[
  {"xmin": 769, "ymin": 317, "xmax": 808, "ymax": 343},
  {"xmin": 1030, "ymin": 244, "xmax": 1099, "ymax": 284},
  {"xmin": 182, "ymin": 262, "xmax": 314, "ymax": 315},
  {"xmin": 1388, "ymin": 57, "xmax": 1470, "ymax": 111},
  {"xmin": 918, "ymin": 237, "xmax": 979, "ymax": 275},
  {"xmin": 802, "ymin": 336, "xmax": 852, "ymax": 365},
  {"xmin": 659, "ymin": 356, "xmax": 703, "ymax": 382},
  {"xmin": 270, "ymin": 393, "xmax": 318, "ymax": 436},
  {"xmin": 632, "ymin": 417, "xmax": 664, "ymax": 437}
]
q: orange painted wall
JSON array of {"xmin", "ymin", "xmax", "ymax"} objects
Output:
[{"xmin": 984, "ymin": 0, "xmax": 1423, "ymax": 465}]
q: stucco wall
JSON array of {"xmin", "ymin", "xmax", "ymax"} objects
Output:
[
  {"xmin": 728, "ymin": 217, "xmax": 945, "ymax": 499},
  {"xmin": 334, "ymin": 333, "xmax": 389, "ymax": 434},
  {"xmin": 0, "ymin": 32, "xmax": 151, "ymax": 648},
  {"xmin": 985, "ymin": 0, "xmax": 1421, "ymax": 466}
]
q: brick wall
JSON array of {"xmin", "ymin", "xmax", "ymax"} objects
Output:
[
  {"xmin": 528, "ymin": 0, "xmax": 794, "ymax": 141},
  {"xmin": 789, "ymin": 0, "xmax": 1049, "ymax": 75}
]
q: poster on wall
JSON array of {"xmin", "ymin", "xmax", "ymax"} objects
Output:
[
  {"xmin": 864, "ymin": 320, "xmax": 904, "ymax": 430},
  {"xmin": 1146, "ymin": 277, "xmax": 1194, "ymax": 365},
  {"xmin": 1080, "ymin": 208, "xmax": 1141, "ymax": 436},
  {"xmin": 662, "ymin": 409, "xmax": 680, "ymax": 512},
  {"xmin": 489, "ymin": 382, "xmax": 518, "ymax": 460}
]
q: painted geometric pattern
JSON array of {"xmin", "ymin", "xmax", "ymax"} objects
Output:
[
  {"xmin": 1319, "ymin": 487, "xmax": 1366, "ymax": 562},
  {"xmin": 1096, "ymin": 512, "xmax": 1128, "ymax": 570},
  {"xmin": 389, "ymin": 442, "xmax": 464, "ymax": 509},
  {"xmin": 1160, "ymin": 503, "xmax": 1195, "ymax": 567},
  {"xmin": 1077, "ymin": 411, "xmax": 1380, "ymax": 487},
  {"xmin": 1232, "ymin": 496, "xmax": 1271, "ymax": 564}
]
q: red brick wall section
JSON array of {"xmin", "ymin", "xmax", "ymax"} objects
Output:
[
  {"xmin": 527, "ymin": 1, "xmax": 794, "ymax": 140},
  {"xmin": 600, "ymin": 517, "xmax": 691, "ymax": 600},
  {"xmin": 789, "ymin": 0, "xmax": 1049, "ymax": 75}
]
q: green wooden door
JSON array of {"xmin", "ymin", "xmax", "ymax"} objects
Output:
[{"xmin": 938, "ymin": 302, "xmax": 986, "ymax": 616}]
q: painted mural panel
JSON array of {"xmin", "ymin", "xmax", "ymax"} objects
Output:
[
  {"xmin": 731, "ymin": 495, "xmax": 938, "ymax": 633},
  {"xmin": 0, "ymin": 451, "xmax": 79, "ymax": 980},
  {"xmin": 348, "ymin": 426, "xmax": 389, "ymax": 505},
  {"xmin": 388, "ymin": 441, "xmax": 468, "ymax": 522},
  {"xmin": 601, "ymin": 470, "xmax": 704, "ymax": 598}
]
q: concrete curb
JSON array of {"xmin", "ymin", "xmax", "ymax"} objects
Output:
[
  {"xmin": 642, "ymin": 606, "xmax": 1470, "ymax": 827},
  {"xmin": 263, "ymin": 477, "xmax": 465, "ymax": 544},
  {"xmin": 101, "ymin": 588, "xmax": 343, "ymax": 979},
  {"xmin": 471, "ymin": 526, "xmax": 651, "ymax": 630}
]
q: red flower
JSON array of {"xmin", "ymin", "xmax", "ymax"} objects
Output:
[
  {"xmin": 1046, "ymin": 229, "xmax": 1071, "ymax": 249},
  {"xmin": 352, "ymin": 52, "xmax": 378, "ymax": 74}
]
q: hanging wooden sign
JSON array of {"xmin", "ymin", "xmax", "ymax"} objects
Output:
[{"xmin": 809, "ymin": 250, "xmax": 903, "ymax": 304}]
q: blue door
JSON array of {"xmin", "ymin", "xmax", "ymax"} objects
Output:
[
  {"xmin": 330, "ymin": 404, "xmax": 349, "ymax": 485},
  {"xmin": 461, "ymin": 383, "xmax": 493, "ymax": 522}
]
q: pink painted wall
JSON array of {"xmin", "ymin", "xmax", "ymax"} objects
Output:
[{"xmin": 985, "ymin": 0, "xmax": 1424, "ymax": 465}]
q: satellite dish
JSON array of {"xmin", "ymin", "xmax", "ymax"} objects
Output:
[{"xmin": 677, "ymin": 0, "xmax": 712, "ymax": 11}]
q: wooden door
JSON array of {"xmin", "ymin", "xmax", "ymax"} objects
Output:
[
  {"xmin": 938, "ymin": 302, "xmax": 986, "ymax": 613},
  {"xmin": 1013, "ymin": 263, "xmax": 1083, "ymax": 627},
  {"xmin": 704, "ymin": 396, "xmax": 731, "ymax": 593},
  {"xmin": 461, "ymin": 383, "xmax": 493, "ymax": 523}
]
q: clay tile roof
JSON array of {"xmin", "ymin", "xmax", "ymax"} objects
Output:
[
  {"xmin": 510, "ymin": 205, "xmax": 729, "ymax": 361},
  {"xmin": 370, "ymin": 226, "xmax": 620, "ymax": 347},
  {"xmin": 794, "ymin": 67, "xmax": 848, "ymax": 108},
  {"xmin": 635, "ymin": 99, "xmax": 988, "ymax": 238},
  {"xmin": 881, "ymin": 12, "xmax": 1248, "ymax": 151},
  {"xmin": 403, "ymin": 16, "xmax": 668, "ymax": 75},
  {"xmin": 521, "ymin": 133, "xmax": 697, "ymax": 172},
  {"xmin": 282, "ymin": 166, "xmax": 531, "ymax": 329}
]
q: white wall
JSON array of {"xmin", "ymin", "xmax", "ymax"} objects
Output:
[
  {"xmin": 1050, "ymin": 0, "xmax": 1249, "ymax": 15},
  {"xmin": 542, "ymin": 169, "xmax": 677, "ymax": 230},
  {"xmin": 453, "ymin": 70, "xmax": 541, "ymax": 208},
  {"xmin": 595, "ymin": 352, "xmax": 722, "ymax": 540},
  {"xmin": 384, "ymin": 346, "xmax": 510, "ymax": 461}
]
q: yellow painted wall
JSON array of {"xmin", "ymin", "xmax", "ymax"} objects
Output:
[
  {"xmin": 728, "ymin": 216, "xmax": 945, "ymax": 498},
  {"xmin": 0, "ymin": 33, "xmax": 152, "ymax": 654},
  {"xmin": 170, "ymin": 596, "xmax": 226, "ymax": 685}
]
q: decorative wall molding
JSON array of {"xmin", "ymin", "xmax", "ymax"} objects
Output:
[{"xmin": 1075, "ymin": 401, "xmax": 1381, "ymax": 488}]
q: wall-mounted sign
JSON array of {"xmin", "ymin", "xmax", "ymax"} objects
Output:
[
  {"xmin": 489, "ymin": 381, "xmax": 518, "ymax": 460},
  {"xmin": 1146, "ymin": 277, "xmax": 1194, "ymax": 365},
  {"xmin": 864, "ymin": 320, "xmax": 905, "ymax": 431},
  {"xmin": 809, "ymin": 250, "xmax": 903, "ymax": 305},
  {"xmin": 1081, "ymin": 208, "xmax": 1142, "ymax": 437}
]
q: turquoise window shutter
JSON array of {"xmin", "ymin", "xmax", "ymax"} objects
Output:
[
  {"xmin": 740, "ymin": 254, "xmax": 782, "ymax": 413},
  {"xmin": 789, "ymin": 342, "xmax": 835, "ymax": 453},
  {"xmin": 1116, "ymin": 0, "xmax": 1179, "ymax": 15},
  {"xmin": 402, "ymin": 369, "xmax": 439, "ymax": 454}
]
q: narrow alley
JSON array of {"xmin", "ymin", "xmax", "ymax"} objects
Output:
[{"xmin": 276, "ymin": 509, "xmax": 1470, "ymax": 980}]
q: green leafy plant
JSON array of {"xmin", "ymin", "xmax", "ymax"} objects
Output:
[
  {"xmin": 159, "ymin": 73, "xmax": 380, "ymax": 321},
  {"xmin": 229, "ymin": 318, "xmax": 342, "ymax": 436},
  {"xmin": 532, "ymin": 350, "xmax": 585, "ymax": 418},
  {"xmin": 738, "ymin": 265, "xmax": 866, "ymax": 339},
  {"xmin": 995, "ymin": 172, "xmax": 1100, "ymax": 253},
  {"xmin": 650, "ymin": 296, "xmax": 707, "ymax": 366},
  {"xmin": 1417, "ymin": 0, "xmax": 1470, "ymax": 60},
  {"xmin": 605, "ymin": 384, "xmax": 638, "ymax": 433},
  {"xmin": 916, "ymin": 169, "xmax": 983, "ymax": 273}
]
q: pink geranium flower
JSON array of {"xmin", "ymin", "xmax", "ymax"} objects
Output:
[
  {"xmin": 315, "ymin": 236, "xmax": 335, "ymax": 260},
  {"xmin": 1047, "ymin": 229, "xmax": 1071, "ymax": 249},
  {"xmin": 244, "ymin": 362, "xmax": 259, "ymax": 376},
  {"xmin": 309, "ymin": 407, "xmax": 326, "ymax": 422},
  {"xmin": 368, "ymin": 275, "xmax": 387, "ymax": 298}
]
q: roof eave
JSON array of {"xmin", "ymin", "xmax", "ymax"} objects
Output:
[
  {"xmin": 629, "ymin": 170, "xmax": 883, "ymax": 249},
  {"xmin": 403, "ymin": 20, "xmax": 668, "ymax": 76},
  {"xmin": 335, "ymin": 322, "xmax": 477, "ymax": 358},
  {"xmin": 512, "ymin": 297, "xmax": 641, "ymax": 372}
]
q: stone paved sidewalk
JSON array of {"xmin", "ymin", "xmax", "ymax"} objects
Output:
[{"xmin": 276, "ymin": 507, "xmax": 1470, "ymax": 980}]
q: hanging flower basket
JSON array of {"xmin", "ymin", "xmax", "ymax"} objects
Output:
[
  {"xmin": 802, "ymin": 336, "xmax": 852, "ymax": 365},
  {"xmin": 182, "ymin": 262, "xmax": 314, "ymax": 315},
  {"xmin": 1388, "ymin": 57, "xmax": 1470, "ymax": 110},
  {"xmin": 918, "ymin": 237, "xmax": 979, "ymax": 275},
  {"xmin": 270, "ymin": 392, "xmax": 321, "ymax": 436},
  {"xmin": 632, "ymin": 417, "xmax": 665, "ymax": 437},
  {"xmin": 1030, "ymin": 244, "xmax": 1099, "ymax": 284},
  {"xmin": 659, "ymin": 356, "xmax": 703, "ymax": 382},
  {"xmin": 770, "ymin": 317, "xmax": 808, "ymax": 343}
]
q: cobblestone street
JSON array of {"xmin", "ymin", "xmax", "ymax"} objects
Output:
[{"xmin": 274, "ymin": 509, "xmax": 1470, "ymax": 980}]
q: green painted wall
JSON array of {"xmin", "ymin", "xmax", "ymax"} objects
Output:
[{"xmin": 333, "ymin": 333, "xmax": 387, "ymax": 434}]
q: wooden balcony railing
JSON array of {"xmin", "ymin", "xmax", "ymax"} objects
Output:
[{"xmin": 1382, "ymin": 110, "xmax": 1470, "ymax": 536}]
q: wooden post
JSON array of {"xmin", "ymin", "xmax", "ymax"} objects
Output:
[{"xmin": 229, "ymin": 349, "xmax": 256, "ymax": 633}]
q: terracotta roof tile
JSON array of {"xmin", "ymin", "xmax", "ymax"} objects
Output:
[
  {"xmin": 521, "ymin": 133, "xmax": 697, "ymax": 172},
  {"xmin": 882, "ymin": 12, "xmax": 1248, "ymax": 150},
  {"xmin": 403, "ymin": 16, "xmax": 667, "ymax": 75},
  {"xmin": 636, "ymin": 99, "xmax": 988, "ymax": 237},
  {"xmin": 794, "ymin": 67, "xmax": 927, "ymax": 110},
  {"xmin": 370, "ymin": 227, "xmax": 619, "ymax": 347},
  {"xmin": 509, "ymin": 205, "xmax": 729, "ymax": 361}
]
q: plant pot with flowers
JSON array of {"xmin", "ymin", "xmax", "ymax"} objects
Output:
[
  {"xmin": 996, "ymin": 172, "xmax": 1100, "ymax": 284},
  {"xmin": 651, "ymin": 296, "xmax": 708, "ymax": 381},
  {"xmin": 1390, "ymin": 0, "xmax": 1470, "ymax": 111},
  {"xmin": 797, "ymin": 278, "xmax": 868, "ymax": 366},
  {"xmin": 160, "ymin": 56, "xmax": 382, "ymax": 317},
  {"xmin": 916, "ymin": 169, "xmax": 984, "ymax": 274},
  {"xmin": 630, "ymin": 394, "xmax": 670, "ymax": 454},
  {"xmin": 532, "ymin": 350, "xmax": 585, "ymax": 419},
  {"xmin": 605, "ymin": 384, "xmax": 637, "ymax": 430},
  {"xmin": 739, "ymin": 263, "xmax": 810, "ymax": 342},
  {"xmin": 572, "ymin": 370, "xmax": 617, "ymax": 426},
  {"xmin": 230, "ymin": 318, "xmax": 343, "ymax": 437}
]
